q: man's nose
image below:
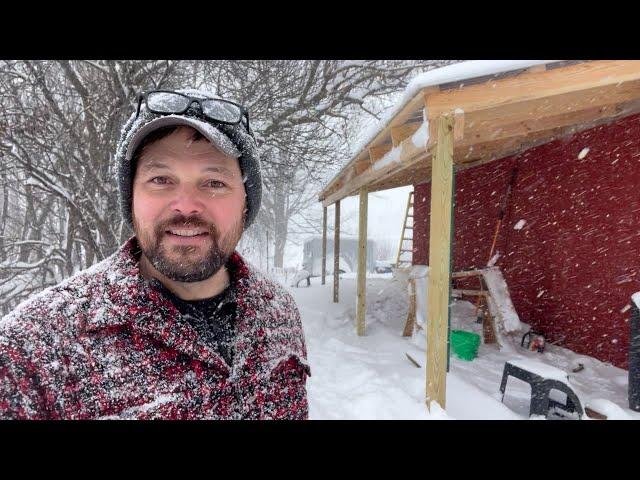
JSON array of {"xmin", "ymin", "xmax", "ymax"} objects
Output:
[{"xmin": 169, "ymin": 184, "xmax": 205, "ymax": 216}]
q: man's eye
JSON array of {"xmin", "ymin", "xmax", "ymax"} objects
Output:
[
  {"xmin": 205, "ymin": 180, "xmax": 226, "ymax": 189},
  {"xmin": 150, "ymin": 177, "xmax": 169, "ymax": 185}
]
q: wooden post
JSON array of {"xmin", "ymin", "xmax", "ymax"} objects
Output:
[
  {"xmin": 426, "ymin": 114, "xmax": 455, "ymax": 411},
  {"xmin": 402, "ymin": 278, "xmax": 417, "ymax": 337},
  {"xmin": 322, "ymin": 206, "xmax": 327, "ymax": 285},
  {"xmin": 333, "ymin": 200, "xmax": 340, "ymax": 303},
  {"xmin": 356, "ymin": 188, "xmax": 368, "ymax": 336}
]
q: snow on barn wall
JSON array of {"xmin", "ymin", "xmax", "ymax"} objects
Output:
[{"xmin": 413, "ymin": 112, "xmax": 640, "ymax": 369}]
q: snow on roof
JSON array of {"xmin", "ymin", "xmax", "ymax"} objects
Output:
[
  {"xmin": 352, "ymin": 60, "xmax": 562, "ymax": 160},
  {"xmin": 404, "ymin": 60, "xmax": 560, "ymax": 98}
]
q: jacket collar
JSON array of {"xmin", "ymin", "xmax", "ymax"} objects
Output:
[{"xmin": 86, "ymin": 237, "xmax": 255, "ymax": 376}]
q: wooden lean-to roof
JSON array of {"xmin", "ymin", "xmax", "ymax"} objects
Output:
[{"xmin": 319, "ymin": 60, "xmax": 640, "ymax": 207}]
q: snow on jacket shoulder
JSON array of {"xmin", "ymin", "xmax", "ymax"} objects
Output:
[{"xmin": 0, "ymin": 237, "xmax": 310, "ymax": 419}]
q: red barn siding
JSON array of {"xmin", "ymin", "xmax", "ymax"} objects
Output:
[{"xmin": 413, "ymin": 113, "xmax": 640, "ymax": 368}]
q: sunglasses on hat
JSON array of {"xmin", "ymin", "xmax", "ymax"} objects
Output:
[{"xmin": 136, "ymin": 90, "xmax": 253, "ymax": 138}]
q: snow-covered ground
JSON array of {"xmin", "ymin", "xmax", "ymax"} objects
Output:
[{"xmin": 280, "ymin": 272, "xmax": 640, "ymax": 420}]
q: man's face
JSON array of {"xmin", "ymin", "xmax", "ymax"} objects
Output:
[{"xmin": 132, "ymin": 126, "xmax": 246, "ymax": 282}]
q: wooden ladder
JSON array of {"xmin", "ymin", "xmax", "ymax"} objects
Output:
[{"xmin": 395, "ymin": 191, "xmax": 414, "ymax": 268}]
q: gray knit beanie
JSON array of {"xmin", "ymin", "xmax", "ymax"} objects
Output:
[{"xmin": 114, "ymin": 88, "xmax": 262, "ymax": 230}]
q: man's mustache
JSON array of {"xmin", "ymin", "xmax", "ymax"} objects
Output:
[{"xmin": 154, "ymin": 215, "xmax": 218, "ymax": 236}]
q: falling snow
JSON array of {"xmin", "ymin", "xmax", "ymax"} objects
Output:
[{"xmin": 578, "ymin": 147, "xmax": 590, "ymax": 159}]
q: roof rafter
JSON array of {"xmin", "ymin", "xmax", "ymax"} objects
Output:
[{"xmin": 319, "ymin": 60, "xmax": 640, "ymax": 206}]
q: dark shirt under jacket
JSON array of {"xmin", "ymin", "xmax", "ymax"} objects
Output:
[{"xmin": 152, "ymin": 280, "xmax": 237, "ymax": 367}]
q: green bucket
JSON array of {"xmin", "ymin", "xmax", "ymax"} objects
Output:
[{"xmin": 450, "ymin": 330, "xmax": 481, "ymax": 361}]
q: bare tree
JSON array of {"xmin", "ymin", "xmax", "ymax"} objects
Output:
[
  {"xmin": 0, "ymin": 60, "xmax": 191, "ymax": 313},
  {"xmin": 0, "ymin": 59, "xmax": 459, "ymax": 313}
]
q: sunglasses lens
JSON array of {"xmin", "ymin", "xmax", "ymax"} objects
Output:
[
  {"xmin": 201, "ymin": 100, "xmax": 242, "ymax": 123},
  {"xmin": 147, "ymin": 92, "xmax": 190, "ymax": 113}
]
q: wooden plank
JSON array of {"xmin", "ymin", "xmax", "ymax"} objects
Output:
[
  {"xmin": 322, "ymin": 188, "xmax": 358, "ymax": 208},
  {"xmin": 455, "ymin": 104, "xmax": 640, "ymax": 168},
  {"xmin": 453, "ymin": 109, "xmax": 465, "ymax": 141},
  {"xmin": 352, "ymin": 145, "xmax": 389, "ymax": 176},
  {"xmin": 320, "ymin": 61, "xmax": 640, "ymax": 204},
  {"xmin": 460, "ymin": 103, "xmax": 617, "ymax": 148},
  {"xmin": 322, "ymin": 115, "xmax": 435, "ymax": 206},
  {"xmin": 323, "ymin": 90, "xmax": 428, "ymax": 198},
  {"xmin": 406, "ymin": 353, "xmax": 422, "ymax": 368},
  {"xmin": 333, "ymin": 200, "xmax": 340, "ymax": 303},
  {"xmin": 354, "ymin": 158, "xmax": 373, "ymax": 176},
  {"xmin": 391, "ymin": 122, "xmax": 422, "ymax": 147},
  {"xmin": 321, "ymin": 86, "xmax": 437, "ymax": 201},
  {"xmin": 452, "ymin": 289, "xmax": 488, "ymax": 297},
  {"xmin": 425, "ymin": 60, "xmax": 640, "ymax": 118},
  {"xmin": 455, "ymin": 135, "xmax": 525, "ymax": 163},
  {"xmin": 390, "ymin": 86, "xmax": 438, "ymax": 128},
  {"xmin": 369, "ymin": 144, "xmax": 393, "ymax": 161},
  {"xmin": 426, "ymin": 114, "xmax": 455, "ymax": 411},
  {"xmin": 319, "ymin": 171, "xmax": 347, "ymax": 202},
  {"xmin": 483, "ymin": 311, "xmax": 497, "ymax": 344},
  {"xmin": 452, "ymin": 269, "xmax": 485, "ymax": 279},
  {"xmin": 368, "ymin": 163, "xmax": 432, "ymax": 193},
  {"xmin": 458, "ymin": 81, "xmax": 640, "ymax": 146},
  {"xmin": 585, "ymin": 407, "xmax": 608, "ymax": 420},
  {"xmin": 427, "ymin": 121, "xmax": 438, "ymax": 150},
  {"xmin": 341, "ymin": 165, "xmax": 356, "ymax": 187},
  {"xmin": 321, "ymin": 137, "xmax": 430, "ymax": 207},
  {"xmin": 474, "ymin": 99, "xmax": 640, "ymax": 157},
  {"xmin": 357, "ymin": 93, "xmax": 429, "ymax": 157},
  {"xmin": 321, "ymin": 206, "xmax": 327, "ymax": 285},
  {"xmin": 481, "ymin": 80, "xmax": 640, "ymax": 127},
  {"xmin": 403, "ymin": 278, "xmax": 417, "ymax": 336},
  {"xmin": 356, "ymin": 188, "xmax": 368, "ymax": 336},
  {"xmin": 320, "ymin": 153, "xmax": 364, "ymax": 201},
  {"xmin": 324, "ymin": 93, "xmax": 640, "ymax": 204},
  {"xmin": 369, "ymin": 171, "xmax": 429, "ymax": 193},
  {"xmin": 321, "ymin": 149, "xmax": 418, "ymax": 207},
  {"xmin": 322, "ymin": 63, "xmax": 640, "ymax": 206},
  {"xmin": 456, "ymin": 120, "xmax": 598, "ymax": 166}
]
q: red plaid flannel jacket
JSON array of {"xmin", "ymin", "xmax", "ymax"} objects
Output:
[{"xmin": 0, "ymin": 238, "xmax": 310, "ymax": 419}]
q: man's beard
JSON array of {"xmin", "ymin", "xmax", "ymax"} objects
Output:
[{"xmin": 134, "ymin": 213, "xmax": 244, "ymax": 283}]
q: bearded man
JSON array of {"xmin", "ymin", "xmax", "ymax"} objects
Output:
[{"xmin": 0, "ymin": 89, "xmax": 311, "ymax": 419}]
